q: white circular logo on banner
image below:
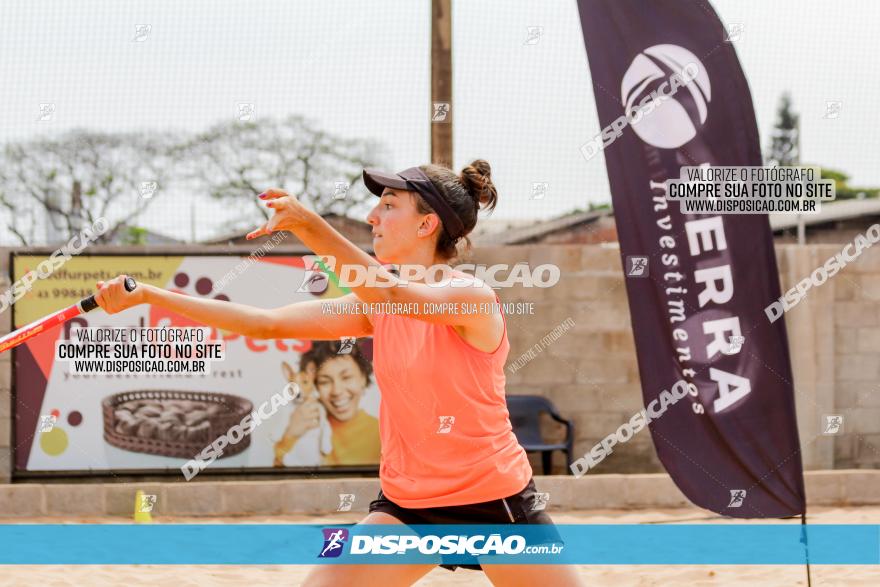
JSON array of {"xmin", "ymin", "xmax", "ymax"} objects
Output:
[{"xmin": 621, "ymin": 44, "xmax": 711, "ymax": 149}]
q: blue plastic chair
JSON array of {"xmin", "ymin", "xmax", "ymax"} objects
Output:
[{"xmin": 506, "ymin": 394, "xmax": 574, "ymax": 475}]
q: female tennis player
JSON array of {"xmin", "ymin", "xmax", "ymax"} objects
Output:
[{"xmin": 94, "ymin": 160, "xmax": 583, "ymax": 586}]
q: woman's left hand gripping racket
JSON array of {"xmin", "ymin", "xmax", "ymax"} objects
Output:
[{"xmin": 0, "ymin": 277, "xmax": 137, "ymax": 354}]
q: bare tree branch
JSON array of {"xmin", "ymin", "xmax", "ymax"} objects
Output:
[{"xmin": 0, "ymin": 129, "xmax": 176, "ymax": 245}]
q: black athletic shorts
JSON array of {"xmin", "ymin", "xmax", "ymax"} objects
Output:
[{"xmin": 367, "ymin": 477, "xmax": 563, "ymax": 571}]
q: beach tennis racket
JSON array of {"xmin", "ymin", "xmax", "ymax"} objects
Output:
[{"xmin": 0, "ymin": 277, "xmax": 137, "ymax": 354}]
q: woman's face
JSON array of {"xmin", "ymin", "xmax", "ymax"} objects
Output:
[
  {"xmin": 314, "ymin": 356, "xmax": 367, "ymax": 422},
  {"xmin": 366, "ymin": 188, "xmax": 427, "ymax": 264}
]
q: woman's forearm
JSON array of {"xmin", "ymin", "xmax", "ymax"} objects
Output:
[
  {"xmin": 142, "ymin": 283, "xmax": 274, "ymax": 339},
  {"xmin": 296, "ymin": 210, "xmax": 397, "ymax": 304}
]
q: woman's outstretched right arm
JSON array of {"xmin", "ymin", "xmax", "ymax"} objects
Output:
[{"xmin": 94, "ymin": 275, "xmax": 372, "ymax": 341}]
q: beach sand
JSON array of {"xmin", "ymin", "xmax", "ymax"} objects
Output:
[{"xmin": 2, "ymin": 506, "xmax": 877, "ymax": 586}]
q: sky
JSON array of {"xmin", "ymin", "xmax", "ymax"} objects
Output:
[{"xmin": 1, "ymin": 0, "xmax": 878, "ymax": 242}]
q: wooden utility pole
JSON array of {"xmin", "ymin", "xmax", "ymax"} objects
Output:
[{"xmin": 431, "ymin": 0, "xmax": 453, "ymax": 168}]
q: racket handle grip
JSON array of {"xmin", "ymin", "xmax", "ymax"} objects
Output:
[{"xmin": 80, "ymin": 277, "xmax": 138, "ymax": 313}]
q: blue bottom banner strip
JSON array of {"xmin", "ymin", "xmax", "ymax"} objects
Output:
[{"xmin": 0, "ymin": 524, "xmax": 877, "ymax": 565}]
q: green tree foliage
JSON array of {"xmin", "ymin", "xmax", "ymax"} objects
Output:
[
  {"xmin": 766, "ymin": 92, "xmax": 799, "ymax": 166},
  {"xmin": 815, "ymin": 166, "xmax": 879, "ymax": 200}
]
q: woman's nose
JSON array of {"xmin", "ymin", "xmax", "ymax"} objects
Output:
[
  {"xmin": 366, "ymin": 206, "xmax": 380, "ymax": 225},
  {"xmin": 332, "ymin": 379, "xmax": 353, "ymax": 396}
]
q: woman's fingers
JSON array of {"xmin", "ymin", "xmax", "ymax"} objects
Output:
[
  {"xmin": 302, "ymin": 400, "xmax": 321, "ymax": 427},
  {"xmin": 248, "ymin": 188, "xmax": 307, "ymax": 239},
  {"xmin": 246, "ymin": 223, "xmax": 269, "ymax": 240},
  {"xmin": 94, "ymin": 275, "xmax": 140, "ymax": 315},
  {"xmin": 94, "ymin": 280, "xmax": 115, "ymax": 313},
  {"xmin": 291, "ymin": 402, "xmax": 320, "ymax": 431},
  {"xmin": 94, "ymin": 286, "xmax": 107, "ymax": 311},
  {"xmin": 305, "ymin": 405, "xmax": 321, "ymax": 427},
  {"xmin": 258, "ymin": 188, "xmax": 288, "ymax": 200}
]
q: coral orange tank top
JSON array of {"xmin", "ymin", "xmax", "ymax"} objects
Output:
[{"xmin": 371, "ymin": 276, "xmax": 532, "ymax": 508}]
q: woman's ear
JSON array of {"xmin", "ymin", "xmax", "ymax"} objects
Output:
[{"xmin": 418, "ymin": 213, "xmax": 441, "ymax": 237}]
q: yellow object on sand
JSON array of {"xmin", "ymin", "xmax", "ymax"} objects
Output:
[{"xmin": 134, "ymin": 490, "xmax": 153, "ymax": 523}]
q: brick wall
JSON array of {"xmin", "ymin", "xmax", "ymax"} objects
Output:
[
  {"xmin": 471, "ymin": 244, "xmax": 659, "ymax": 474},
  {"xmin": 471, "ymin": 243, "xmax": 880, "ymax": 475},
  {"xmin": 1, "ymin": 242, "xmax": 878, "ymax": 480},
  {"xmin": 821, "ymin": 244, "xmax": 880, "ymax": 468}
]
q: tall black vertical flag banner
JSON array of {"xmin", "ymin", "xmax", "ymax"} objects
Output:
[{"xmin": 576, "ymin": 0, "xmax": 805, "ymax": 517}]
